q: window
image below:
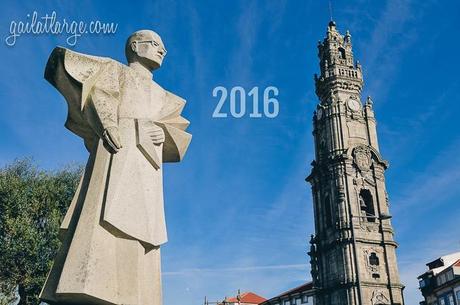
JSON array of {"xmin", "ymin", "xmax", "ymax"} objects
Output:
[
  {"xmin": 439, "ymin": 297, "xmax": 445, "ymax": 305},
  {"xmin": 359, "ymin": 189, "xmax": 375, "ymax": 222},
  {"xmin": 301, "ymin": 295, "xmax": 309, "ymax": 303},
  {"xmin": 438, "ymin": 273, "xmax": 447, "ymax": 285},
  {"xmin": 338, "ymin": 47, "xmax": 346, "ymax": 59},
  {"xmin": 448, "ymin": 294, "xmax": 454, "ymax": 305},
  {"xmin": 372, "ymin": 273, "xmax": 380, "ymax": 279},
  {"xmin": 456, "ymin": 290, "xmax": 460, "ymax": 302},
  {"xmin": 369, "ymin": 252, "xmax": 380, "ymax": 266},
  {"xmin": 284, "ymin": 300, "xmax": 290, "ymax": 305},
  {"xmin": 419, "ymin": 279, "xmax": 426, "ymax": 288}
]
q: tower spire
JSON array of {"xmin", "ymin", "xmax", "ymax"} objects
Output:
[{"xmin": 315, "ymin": 23, "xmax": 362, "ymax": 105}]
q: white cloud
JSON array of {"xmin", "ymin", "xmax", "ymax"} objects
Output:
[{"xmin": 164, "ymin": 263, "xmax": 308, "ymax": 276}]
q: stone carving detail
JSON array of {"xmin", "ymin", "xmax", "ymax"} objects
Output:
[
  {"xmin": 373, "ymin": 164, "xmax": 385, "ymax": 180},
  {"xmin": 317, "ymin": 79, "xmax": 362, "ymax": 94},
  {"xmin": 371, "ymin": 290, "xmax": 390, "ymax": 305},
  {"xmin": 360, "ymin": 221, "xmax": 379, "ymax": 233},
  {"xmin": 353, "ymin": 145, "xmax": 371, "ymax": 172},
  {"xmin": 366, "ymin": 95, "xmax": 374, "ymax": 107},
  {"xmin": 316, "ymin": 106, "xmax": 324, "ymax": 120},
  {"xmin": 353, "ymin": 170, "xmax": 375, "ymax": 188},
  {"xmin": 363, "ymin": 248, "xmax": 381, "ymax": 273}
]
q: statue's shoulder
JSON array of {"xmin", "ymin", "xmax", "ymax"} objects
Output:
[
  {"xmin": 151, "ymin": 80, "xmax": 186, "ymax": 119},
  {"xmin": 150, "ymin": 80, "xmax": 186, "ymax": 106},
  {"xmin": 45, "ymin": 46, "xmax": 123, "ymax": 86}
]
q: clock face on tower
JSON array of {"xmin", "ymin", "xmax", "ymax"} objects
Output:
[{"xmin": 347, "ymin": 97, "xmax": 361, "ymax": 112}]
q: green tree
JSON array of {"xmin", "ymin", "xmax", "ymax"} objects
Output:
[{"xmin": 0, "ymin": 159, "xmax": 81, "ymax": 305}]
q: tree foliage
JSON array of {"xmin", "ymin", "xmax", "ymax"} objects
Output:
[{"xmin": 0, "ymin": 159, "xmax": 81, "ymax": 305}]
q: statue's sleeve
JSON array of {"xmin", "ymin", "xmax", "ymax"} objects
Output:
[
  {"xmin": 44, "ymin": 47, "xmax": 121, "ymax": 150},
  {"xmin": 156, "ymin": 91, "xmax": 192, "ymax": 162},
  {"xmin": 82, "ymin": 62, "xmax": 121, "ymax": 139}
]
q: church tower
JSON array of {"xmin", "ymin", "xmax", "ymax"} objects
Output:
[{"xmin": 306, "ymin": 21, "xmax": 405, "ymax": 305}]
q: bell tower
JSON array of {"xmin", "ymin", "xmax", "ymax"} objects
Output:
[{"xmin": 306, "ymin": 21, "xmax": 405, "ymax": 305}]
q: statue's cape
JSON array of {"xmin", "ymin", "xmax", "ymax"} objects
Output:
[{"xmin": 44, "ymin": 46, "xmax": 191, "ymax": 161}]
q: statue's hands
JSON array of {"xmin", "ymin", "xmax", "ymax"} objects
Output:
[
  {"xmin": 103, "ymin": 126, "xmax": 122, "ymax": 153},
  {"xmin": 146, "ymin": 124, "xmax": 165, "ymax": 145}
]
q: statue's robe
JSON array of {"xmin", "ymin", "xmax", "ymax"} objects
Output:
[{"xmin": 40, "ymin": 47, "xmax": 191, "ymax": 305}]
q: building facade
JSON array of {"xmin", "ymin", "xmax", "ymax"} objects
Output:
[
  {"xmin": 259, "ymin": 282, "xmax": 315, "ymax": 305},
  {"xmin": 306, "ymin": 21, "xmax": 405, "ymax": 305},
  {"xmin": 418, "ymin": 252, "xmax": 460, "ymax": 305}
]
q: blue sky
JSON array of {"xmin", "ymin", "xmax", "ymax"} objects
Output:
[{"xmin": 1, "ymin": 1, "xmax": 460, "ymax": 304}]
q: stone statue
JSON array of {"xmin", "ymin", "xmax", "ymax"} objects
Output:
[{"xmin": 40, "ymin": 30, "xmax": 191, "ymax": 305}]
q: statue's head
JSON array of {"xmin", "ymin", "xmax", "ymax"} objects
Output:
[{"xmin": 125, "ymin": 30, "xmax": 167, "ymax": 70}]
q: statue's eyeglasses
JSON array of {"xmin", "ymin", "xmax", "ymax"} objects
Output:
[{"xmin": 136, "ymin": 40, "xmax": 167, "ymax": 54}]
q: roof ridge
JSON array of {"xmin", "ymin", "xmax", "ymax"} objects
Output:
[{"xmin": 281, "ymin": 281, "xmax": 313, "ymax": 295}]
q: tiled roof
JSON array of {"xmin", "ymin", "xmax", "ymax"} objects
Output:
[{"xmin": 225, "ymin": 292, "xmax": 267, "ymax": 304}]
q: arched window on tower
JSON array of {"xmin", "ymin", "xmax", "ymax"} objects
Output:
[
  {"xmin": 338, "ymin": 47, "xmax": 346, "ymax": 59},
  {"xmin": 359, "ymin": 189, "xmax": 375, "ymax": 222},
  {"xmin": 324, "ymin": 194, "xmax": 333, "ymax": 227}
]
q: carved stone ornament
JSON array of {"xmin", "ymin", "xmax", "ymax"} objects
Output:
[
  {"xmin": 353, "ymin": 145, "xmax": 371, "ymax": 171},
  {"xmin": 371, "ymin": 290, "xmax": 390, "ymax": 305},
  {"xmin": 317, "ymin": 107, "xmax": 324, "ymax": 120},
  {"xmin": 360, "ymin": 221, "xmax": 379, "ymax": 233},
  {"xmin": 363, "ymin": 248, "xmax": 380, "ymax": 273},
  {"xmin": 374, "ymin": 165, "xmax": 385, "ymax": 180}
]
